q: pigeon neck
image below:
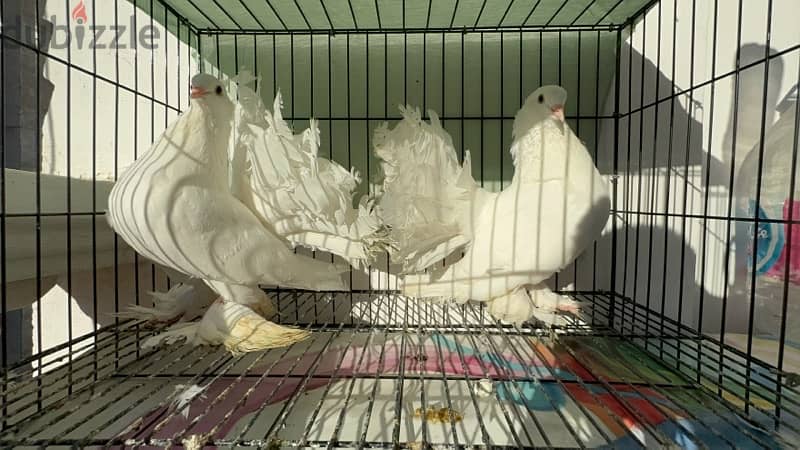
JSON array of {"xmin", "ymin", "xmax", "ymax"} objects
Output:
[
  {"xmin": 509, "ymin": 121, "xmax": 563, "ymax": 185},
  {"xmin": 509, "ymin": 134, "xmax": 543, "ymax": 185},
  {"xmin": 185, "ymin": 102, "xmax": 232, "ymax": 178}
]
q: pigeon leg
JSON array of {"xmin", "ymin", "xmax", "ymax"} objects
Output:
[
  {"xmin": 201, "ymin": 281, "xmax": 308, "ymax": 354},
  {"xmin": 486, "ymin": 284, "xmax": 582, "ymax": 329},
  {"xmin": 486, "ymin": 286, "xmax": 536, "ymax": 326},
  {"xmin": 526, "ymin": 284, "xmax": 582, "ymax": 330},
  {"xmin": 200, "ymin": 299, "xmax": 309, "ymax": 355}
]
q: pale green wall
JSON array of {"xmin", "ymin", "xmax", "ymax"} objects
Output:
[{"xmin": 200, "ymin": 31, "xmax": 618, "ymax": 197}]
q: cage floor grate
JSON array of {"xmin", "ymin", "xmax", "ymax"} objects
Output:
[{"xmin": 1, "ymin": 293, "xmax": 795, "ymax": 448}]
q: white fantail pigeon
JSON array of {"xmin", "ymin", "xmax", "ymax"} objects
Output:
[
  {"xmin": 230, "ymin": 74, "xmax": 389, "ymax": 268},
  {"xmin": 107, "ymin": 74, "xmax": 348, "ymax": 353},
  {"xmin": 375, "ymin": 86, "xmax": 610, "ymax": 325}
]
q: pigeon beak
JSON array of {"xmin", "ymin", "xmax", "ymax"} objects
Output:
[
  {"xmin": 190, "ymin": 86, "xmax": 208, "ymax": 99},
  {"xmin": 550, "ymin": 105, "xmax": 565, "ymax": 123}
]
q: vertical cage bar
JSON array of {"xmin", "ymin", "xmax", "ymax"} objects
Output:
[
  {"xmin": 150, "ymin": 3, "xmax": 159, "ymax": 290},
  {"xmin": 775, "ymin": 37, "xmax": 800, "ymax": 429},
  {"xmin": 365, "ymin": 32, "xmax": 371, "ymax": 291},
  {"xmin": 697, "ymin": 0, "xmax": 719, "ymax": 383},
  {"xmin": 610, "ymin": 27, "xmax": 622, "ymax": 328},
  {"xmin": 619, "ymin": 23, "xmax": 633, "ymax": 335},
  {"xmin": 554, "ymin": 29, "xmax": 562, "ymax": 290},
  {"xmin": 479, "ymin": 32, "xmax": 484, "ymax": 186},
  {"xmin": 384, "ymin": 32, "xmax": 389, "ymax": 289},
  {"xmin": 593, "ymin": 29, "xmax": 602, "ymax": 314},
  {"xmin": 112, "ymin": 0, "xmax": 121, "ymax": 371},
  {"xmin": 91, "ymin": 0, "xmax": 99, "ymax": 381},
  {"xmin": 658, "ymin": 0, "xmax": 678, "ymax": 360},
  {"xmin": 0, "ymin": 0, "xmax": 6, "ymax": 386},
  {"xmin": 676, "ymin": 0, "xmax": 697, "ymax": 373},
  {"xmin": 633, "ymin": 14, "xmax": 646, "ymax": 336},
  {"xmin": 499, "ymin": 31, "xmax": 504, "ymax": 187},
  {"xmin": 460, "ymin": 32, "xmax": 464, "ymax": 162},
  {"xmin": 744, "ymin": 0, "xmax": 775, "ymax": 416},
  {"xmin": 574, "ymin": 29, "xmax": 581, "ymax": 288},
  {"xmin": 645, "ymin": 0, "xmax": 663, "ymax": 345},
  {"xmin": 718, "ymin": 0, "xmax": 745, "ymax": 400},
  {"xmin": 33, "ymin": 0, "xmax": 43, "ymax": 406},
  {"xmin": 133, "ymin": 0, "xmax": 141, "ymax": 333},
  {"xmin": 345, "ymin": 33, "xmax": 354, "ymax": 321},
  {"xmin": 65, "ymin": 0, "xmax": 76, "ymax": 385}
]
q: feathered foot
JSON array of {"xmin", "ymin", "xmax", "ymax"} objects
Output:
[
  {"xmin": 527, "ymin": 285, "xmax": 583, "ymax": 328},
  {"xmin": 216, "ymin": 303, "xmax": 310, "ymax": 355},
  {"xmin": 139, "ymin": 298, "xmax": 308, "ymax": 355},
  {"xmin": 487, "ymin": 285, "xmax": 582, "ymax": 329},
  {"xmin": 201, "ymin": 281, "xmax": 279, "ymax": 320},
  {"xmin": 197, "ymin": 300, "xmax": 309, "ymax": 355},
  {"xmin": 117, "ymin": 282, "xmax": 216, "ymax": 326},
  {"xmin": 486, "ymin": 287, "xmax": 536, "ymax": 327},
  {"xmin": 141, "ymin": 322, "xmax": 201, "ymax": 349},
  {"xmin": 247, "ymin": 295, "xmax": 278, "ymax": 320}
]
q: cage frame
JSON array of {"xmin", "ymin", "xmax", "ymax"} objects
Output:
[{"xmin": 2, "ymin": 0, "xmax": 800, "ymax": 447}]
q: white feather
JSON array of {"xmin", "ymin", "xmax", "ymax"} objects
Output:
[
  {"xmin": 374, "ymin": 108, "xmax": 476, "ymax": 273},
  {"xmin": 231, "ymin": 81, "xmax": 389, "ymax": 267},
  {"xmin": 117, "ymin": 280, "xmax": 216, "ymax": 323},
  {"xmin": 141, "ymin": 297, "xmax": 309, "ymax": 355},
  {"xmin": 171, "ymin": 384, "xmax": 208, "ymax": 419}
]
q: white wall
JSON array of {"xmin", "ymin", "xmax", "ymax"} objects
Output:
[
  {"xmin": 2, "ymin": 0, "xmax": 197, "ymax": 366},
  {"xmin": 609, "ymin": 0, "xmax": 800, "ymax": 348}
]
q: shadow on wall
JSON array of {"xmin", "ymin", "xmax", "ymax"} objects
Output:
[
  {"xmin": 596, "ymin": 42, "xmax": 723, "ymax": 177},
  {"xmin": 594, "ymin": 42, "xmax": 790, "ymax": 337},
  {"xmin": 3, "ymin": 0, "xmax": 55, "ymax": 170},
  {"xmin": 1, "ymin": 0, "xmax": 55, "ymax": 366},
  {"xmin": 584, "ymin": 41, "xmax": 742, "ymax": 335},
  {"xmin": 724, "ymin": 44, "xmax": 785, "ymax": 337},
  {"xmin": 719, "ymin": 43, "xmax": 784, "ymax": 183},
  {"xmin": 1, "ymin": 1, "xmax": 162, "ymax": 367}
]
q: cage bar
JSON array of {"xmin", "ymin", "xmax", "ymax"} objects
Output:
[{"xmin": 1, "ymin": 0, "xmax": 800, "ymax": 448}]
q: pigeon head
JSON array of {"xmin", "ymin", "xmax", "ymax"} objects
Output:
[
  {"xmin": 190, "ymin": 73, "xmax": 234, "ymax": 123},
  {"xmin": 513, "ymin": 85, "xmax": 568, "ymax": 139}
]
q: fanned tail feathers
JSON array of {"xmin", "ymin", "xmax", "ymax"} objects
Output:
[
  {"xmin": 234, "ymin": 87, "xmax": 384, "ymax": 267},
  {"xmin": 375, "ymin": 106, "xmax": 474, "ymax": 273}
]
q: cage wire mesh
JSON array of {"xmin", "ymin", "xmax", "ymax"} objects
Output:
[{"xmin": 1, "ymin": 0, "xmax": 800, "ymax": 448}]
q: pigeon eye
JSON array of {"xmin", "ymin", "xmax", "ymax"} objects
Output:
[
  {"xmin": 538, "ymin": 94, "xmax": 544, "ymax": 104},
  {"xmin": 215, "ymin": 86, "xmax": 223, "ymax": 95}
]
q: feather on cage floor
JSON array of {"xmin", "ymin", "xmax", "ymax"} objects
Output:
[{"xmin": 2, "ymin": 292, "xmax": 797, "ymax": 449}]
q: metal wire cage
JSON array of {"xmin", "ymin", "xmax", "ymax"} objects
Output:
[{"xmin": 2, "ymin": 0, "xmax": 800, "ymax": 448}]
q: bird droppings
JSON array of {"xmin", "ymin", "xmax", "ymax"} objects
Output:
[
  {"xmin": 407, "ymin": 441, "xmax": 424, "ymax": 450},
  {"xmin": 413, "ymin": 406, "xmax": 464, "ymax": 423},
  {"xmin": 181, "ymin": 434, "xmax": 203, "ymax": 450},
  {"xmin": 474, "ymin": 379, "xmax": 494, "ymax": 398},
  {"xmin": 266, "ymin": 438, "xmax": 284, "ymax": 450}
]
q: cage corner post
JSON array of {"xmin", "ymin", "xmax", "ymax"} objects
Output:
[{"xmin": 608, "ymin": 24, "xmax": 623, "ymax": 332}]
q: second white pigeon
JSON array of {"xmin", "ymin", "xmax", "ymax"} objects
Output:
[{"xmin": 375, "ymin": 85, "xmax": 610, "ymax": 325}]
